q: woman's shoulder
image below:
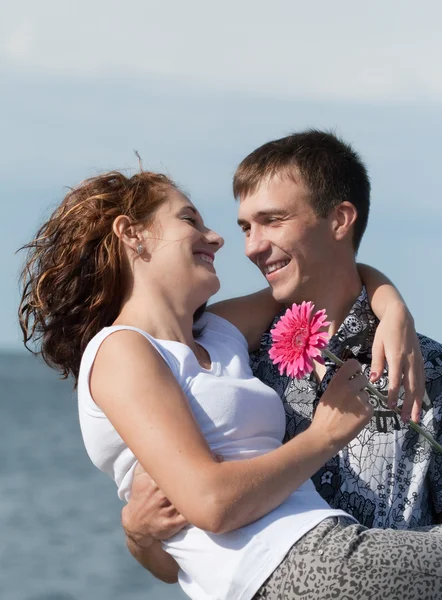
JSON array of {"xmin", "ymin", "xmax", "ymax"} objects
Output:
[{"xmin": 80, "ymin": 325, "xmax": 183, "ymax": 383}]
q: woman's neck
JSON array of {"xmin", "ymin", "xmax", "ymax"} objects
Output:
[{"xmin": 114, "ymin": 287, "xmax": 199, "ymax": 350}]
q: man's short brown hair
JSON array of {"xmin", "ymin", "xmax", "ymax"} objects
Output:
[{"xmin": 233, "ymin": 130, "xmax": 371, "ymax": 252}]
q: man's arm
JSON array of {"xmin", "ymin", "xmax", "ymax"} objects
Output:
[
  {"xmin": 208, "ymin": 288, "xmax": 281, "ymax": 352},
  {"xmin": 125, "ymin": 535, "xmax": 179, "ymax": 584},
  {"xmin": 122, "ymin": 463, "xmax": 187, "ymax": 583}
]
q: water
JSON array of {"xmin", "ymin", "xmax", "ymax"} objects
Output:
[{"xmin": 0, "ymin": 352, "xmax": 187, "ymax": 600}]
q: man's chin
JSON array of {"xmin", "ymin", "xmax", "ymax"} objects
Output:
[{"xmin": 268, "ymin": 283, "xmax": 293, "ymax": 305}]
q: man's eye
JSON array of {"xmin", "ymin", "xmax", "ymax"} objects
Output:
[{"xmin": 240, "ymin": 225, "xmax": 250, "ymax": 234}]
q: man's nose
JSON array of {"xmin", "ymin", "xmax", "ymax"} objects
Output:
[{"xmin": 245, "ymin": 236, "xmax": 271, "ymax": 263}]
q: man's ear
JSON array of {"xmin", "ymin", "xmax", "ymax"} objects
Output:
[{"xmin": 331, "ymin": 201, "xmax": 357, "ymax": 242}]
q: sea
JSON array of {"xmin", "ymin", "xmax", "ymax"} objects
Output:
[{"xmin": 0, "ymin": 351, "xmax": 187, "ymax": 600}]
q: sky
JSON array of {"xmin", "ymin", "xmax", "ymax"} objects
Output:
[{"xmin": 1, "ymin": 0, "xmax": 441, "ymax": 351}]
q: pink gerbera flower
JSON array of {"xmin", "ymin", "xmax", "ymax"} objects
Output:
[{"xmin": 269, "ymin": 301, "xmax": 331, "ymax": 379}]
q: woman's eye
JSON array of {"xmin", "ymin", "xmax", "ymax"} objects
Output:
[{"xmin": 182, "ymin": 215, "xmax": 197, "ymax": 225}]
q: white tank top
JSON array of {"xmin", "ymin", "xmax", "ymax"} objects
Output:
[{"xmin": 78, "ymin": 312, "xmax": 351, "ymax": 600}]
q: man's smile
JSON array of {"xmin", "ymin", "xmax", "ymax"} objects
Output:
[{"xmin": 262, "ymin": 259, "xmax": 290, "ymax": 279}]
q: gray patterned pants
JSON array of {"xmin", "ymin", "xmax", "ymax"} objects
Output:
[{"xmin": 253, "ymin": 517, "xmax": 442, "ymax": 600}]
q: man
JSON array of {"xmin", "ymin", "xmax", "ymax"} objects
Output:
[{"xmin": 122, "ymin": 130, "xmax": 442, "ymax": 580}]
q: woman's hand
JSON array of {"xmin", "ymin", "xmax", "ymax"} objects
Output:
[
  {"xmin": 371, "ymin": 301, "xmax": 425, "ymax": 423},
  {"xmin": 311, "ymin": 359, "xmax": 374, "ymax": 452}
]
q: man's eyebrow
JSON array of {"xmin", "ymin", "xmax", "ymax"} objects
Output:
[{"xmin": 237, "ymin": 208, "xmax": 287, "ymax": 226}]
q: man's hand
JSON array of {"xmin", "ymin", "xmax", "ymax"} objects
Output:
[
  {"xmin": 370, "ymin": 302, "xmax": 425, "ymax": 423},
  {"xmin": 122, "ymin": 462, "xmax": 188, "ymax": 548}
]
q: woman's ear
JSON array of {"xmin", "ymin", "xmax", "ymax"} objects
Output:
[
  {"xmin": 113, "ymin": 216, "xmax": 150, "ymax": 260},
  {"xmin": 331, "ymin": 201, "xmax": 358, "ymax": 243},
  {"xmin": 113, "ymin": 216, "xmax": 140, "ymax": 251}
]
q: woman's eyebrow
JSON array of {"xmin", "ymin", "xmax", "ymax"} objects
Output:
[
  {"xmin": 179, "ymin": 205, "xmax": 202, "ymax": 219},
  {"xmin": 181, "ymin": 205, "xmax": 198, "ymax": 213}
]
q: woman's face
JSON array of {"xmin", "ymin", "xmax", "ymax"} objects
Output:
[{"xmin": 140, "ymin": 188, "xmax": 224, "ymax": 305}]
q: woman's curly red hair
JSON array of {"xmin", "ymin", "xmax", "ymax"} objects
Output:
[{"xmin": 18, "ymin": 170, "xmax": 178, "ymax": 385}]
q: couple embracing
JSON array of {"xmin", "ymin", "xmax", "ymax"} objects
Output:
[{"xmin": 20, "ymin": 130, "xmax": 442, "ymax": 599}]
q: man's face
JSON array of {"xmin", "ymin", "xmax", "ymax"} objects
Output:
[{"xmin": 237, "ymin": 174, "xmax": 336, "ymax": 304}]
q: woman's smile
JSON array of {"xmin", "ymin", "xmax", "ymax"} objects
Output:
[{"xmin": 194, "ymin": 251, "xmax": 215, "ymax": 268}]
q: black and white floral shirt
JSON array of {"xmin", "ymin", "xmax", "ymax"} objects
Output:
[{"xmin": 250, "ymin": 288, "xmax": 442, "ymax": 529}]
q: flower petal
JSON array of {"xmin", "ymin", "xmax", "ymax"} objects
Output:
[{"xmin": 267, "ymin": 302, "xmax": 330, "ymax": 379}]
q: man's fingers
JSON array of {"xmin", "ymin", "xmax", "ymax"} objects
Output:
[
  {"xmin": 158, "ymin": 495, "xmax": 173, "ymax": 509},
  {"xmin": 162, "ymin": 504, "xmax": 183, "ymax": 518},
  {"xmin": 370, "ymin": 338, "xmax": 385, "ymax": 383},
  {"xmin": 401, "ymin": 369, "xmax": 414, "ymax": 423},
  {"xmin": 133, "ymin": 462, "xmax": 147, "ymax": 477},
  {"xmin": 410, "ymin": 347, "xmax": 425, "ymax": 423},
  {"xmin": 173, "ymin": 514, "xmax": 189, "ymax": 528},
  {"xmin": 155, "ymin": 514, "xmax": 189, "ymax": 540},
  {"xmin": 130, "ymin": 466, "xmax": 159, "ymax": 494}
]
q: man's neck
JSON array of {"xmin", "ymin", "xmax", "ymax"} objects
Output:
[{"xmin": 290, "ymin": 262, "xmax": 362, "ymax": 337}]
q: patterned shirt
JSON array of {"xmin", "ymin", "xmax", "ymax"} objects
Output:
[{"xmin": 250, "ymin": 288, "xmax": 442, "ymax": 529}]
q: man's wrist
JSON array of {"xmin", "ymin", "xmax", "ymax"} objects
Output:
[{"xmin": 126, "ymin": 531, "xmax": 155, "ymax": 552}]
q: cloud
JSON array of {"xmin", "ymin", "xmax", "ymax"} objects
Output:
[
  {"xmin": 1, "ymin": 0, "xmax": 442, "ymax": 102},
  {"xmin": 1, "ymin": 1, "xmax": 441, "ymax": 349},
  {"xmin": 3, "ymin": 21, "xmax": 34, "ymax": 61}
]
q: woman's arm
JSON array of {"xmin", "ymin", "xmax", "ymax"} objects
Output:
[
  {"xmin": 92, "ymin": 331, "xmax": 371, "ymax": 535},
  {"xmin": 358, "ymin": 263, "xmax": 425, "ymax": 422},
  {"xmin": 208, "ymin": 288, "xmax": 282, "ymax": 351}
]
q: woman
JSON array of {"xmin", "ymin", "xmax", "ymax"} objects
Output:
[{"xmin": 19, "ymin": 170, "xmax": 441, "ymax": 599}]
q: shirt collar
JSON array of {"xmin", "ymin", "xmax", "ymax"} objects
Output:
[{"xmin": 327, "ymin": 286, "xmax": 379, "ymax": 359}]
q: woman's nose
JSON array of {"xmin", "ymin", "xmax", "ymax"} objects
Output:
[{"xmin": 205, "ymin": 229, "xmax": 224, "ymax": 250}]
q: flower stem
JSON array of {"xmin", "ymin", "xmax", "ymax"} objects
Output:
[{"xmin": 322, "ymin": 348, "xmax": 442, "ymax": 455}]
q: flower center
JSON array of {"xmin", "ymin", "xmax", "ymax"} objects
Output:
[{"xmin": 291, "ymin": 326, "xmax": 309, "ymax": 352}]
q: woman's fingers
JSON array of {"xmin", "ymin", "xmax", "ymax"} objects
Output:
[
  {"xmin": 346, "ymin": 370, "xmax": 369, "ymax": 392},
  {"xmin": 338, "ymin": 359, "xmax": 363, "ymax": 380},
  {"xmin": 356, "ymin": 389, "xmax": 374, "ymax": 417}
]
